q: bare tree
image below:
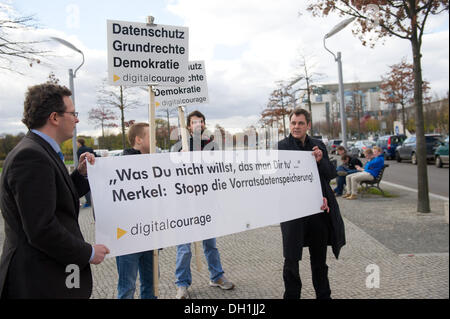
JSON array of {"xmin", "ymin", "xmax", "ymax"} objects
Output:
[
  {"xmin": 88, "ymin": 105, "xmax": 118, "ymax": 144},
  {"xmin": 380, "ymin": 57, "xmax": 431, "ymax": 134},
  {"xmin": 306, "ymin": 0, "xmax": 449, "ymax": 213},
  {"xmin": 263, "ymin": 82, "xmax": 296, "ymax": 137},
  {"xmin": 96, "ymin": 80, "xmax": 142, "ymax": 149},
  {"xmin": 0, "ymin": 3, "xmax": 48, "ymax": 73},
  {"xmin": 156, "ymin": 106, "xmax": 178, "ymax": 149},
  {"xmin": 289, "ymin": 54, "xmax": 326, "ymax": 135}
]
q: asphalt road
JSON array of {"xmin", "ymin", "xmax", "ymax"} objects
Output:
[{"xmin": 375, "ymin": 158, "xmax": 449, "ymax": 198}]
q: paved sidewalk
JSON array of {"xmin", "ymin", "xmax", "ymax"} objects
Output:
[{"xmin": 0, "ymin": 183, "xmax": 448, "ymax": 299}]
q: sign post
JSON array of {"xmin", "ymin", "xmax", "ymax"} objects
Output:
[{"xmin": 149, "ymin": 83, "xmax": 159, "ymax": 296}]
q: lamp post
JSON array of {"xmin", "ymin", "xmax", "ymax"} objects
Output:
[
  {"xmin": 51, "ymin": 37, "xmax": 85, "ymax": 167},
  {"xmin": 323, "ymin": 17, "xmax": 355, "ymax": 149}
]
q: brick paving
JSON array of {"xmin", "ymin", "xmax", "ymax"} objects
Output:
[{"xmin": 1, "ymin": 183, "xmax": 448, "ymax": 299}]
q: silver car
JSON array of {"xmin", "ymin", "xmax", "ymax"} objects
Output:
[{"xmin": 350, "ymin": 140, "xmax": 375, "ymax": 158}]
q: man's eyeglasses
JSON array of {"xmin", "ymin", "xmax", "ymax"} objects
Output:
[{"xmin": 61, "ymin": 111, "xmax": 79, "ymax": 117}]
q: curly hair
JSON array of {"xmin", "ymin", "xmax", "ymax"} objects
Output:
[
  {"xmin": 187, "ymin": 110, "xmax": 206, "ymax": 128},
  {"xmin": 22, "ymin": 83, "xmax": 72, "ymax": 129}
]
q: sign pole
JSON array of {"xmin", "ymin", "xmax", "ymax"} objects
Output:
[
  {"xmin": 148, "ymin": 84, "xmax": 159, "ymax": 297},
  {"xmin": 178, "ymin": 105, "xmax": 203, "ymax": 272},
  {"xmin": 146, "ymin": 15, "xmax": 159, "ymax": 298},
  {"xmin": 148, "ymin": 84, "xmax": 160, "ymax": 297}
]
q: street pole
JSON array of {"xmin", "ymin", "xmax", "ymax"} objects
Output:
[
  {"xmin": 323, "ymin": 17, "xmax": 354, "ymax": 149},
  {"xmin": 336, "ymin": 52, "xmax": 347, "ymax": 148},
  {"xmin": 51, "ymin": 37, "xmax": 84, "ymax": 168},
  {"xmin": 69, "ymin": 68, "xmax": 78, "ymax": 168}
]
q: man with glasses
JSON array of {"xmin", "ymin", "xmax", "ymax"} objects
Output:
[{"xmin": 0, "ymin": 83, "xmax": 109, "ymax": 298}]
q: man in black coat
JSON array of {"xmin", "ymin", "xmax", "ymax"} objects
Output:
[
  {"xmin": 0, "ymin": 83, "xmax": 109, "ymax": 298},
  {"xmin": 171, "ymin": 110, "xmax": 234, "ymax": 299},
  {"xmin": 76, "ymin": 138, "xmax": 96, "ymax": 208},
  {"xmin": 277, "ymin": 108, "xmax": 346, "ymax": 299}
]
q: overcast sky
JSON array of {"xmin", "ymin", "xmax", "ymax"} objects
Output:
[{"xmin": 0, "ymin": 0, "xmax": 448, "ymax": 137}]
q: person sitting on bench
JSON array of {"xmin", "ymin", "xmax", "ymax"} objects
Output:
[
  {"xmin": 333, "ymin": 146, "xmax": 362, "ymax": 196},
  {"xmin": 343, "ymin": 148, "xmax": 384, "ymax": 200}
]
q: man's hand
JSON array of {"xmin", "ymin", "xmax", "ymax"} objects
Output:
[
  {"xmin": 77, "ymin": 152, "xmax": 96, "ymax": 176},
  {"xmin": 90, "ymin": 244, "xmax": 110, "ymax": 265},
  {"xmin": 321, "ymin": 197, "xmax": 330, "ymax": 213},
  {"xmin": 312, "ymin": 146, "xmax": 323, "ymax": 163}
]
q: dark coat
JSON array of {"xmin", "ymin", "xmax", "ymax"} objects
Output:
[
  {"xmin": 123, "ymin": 148, "xmax": 141, "ymax": 156},
  {"xmin": 77, "ymin": 145, "xmax": 96, "ymax": 160},
  {"xmin": 277, "ymin": 134, "xmax": 346, "ymax": 260},
  {"xmin": 348, "ymin": 156, "xmax": 363, "ymax": 170},
  {"xmin": 171, "ymin": 136, "xmax": 218, "ymax": 152},
  {"xmin": 0, "ymin": 132, "xmax": 93, "ymax": 298}
]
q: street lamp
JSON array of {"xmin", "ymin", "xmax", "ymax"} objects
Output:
[
  {"xmin": 323, "ymin": 17, "xmax": 355, "ymax": 148},
  {"xmin": 51, "ymin": 37, "xmax": 85, "ymax": 168}
]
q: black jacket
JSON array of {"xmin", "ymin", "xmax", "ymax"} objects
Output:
[
  {"xmin": 171, "ymin": 135, "xmax": 218, "ymax": 152},
  {"xmin": 347, "ymin": 156, "xmax": 363, "ymax": 170},
  {"xmin": 77, "ymin": 145, "xmax": 96, "ymax": 160},
  {"xmin": 123, "ymin": 148, "xmax": 141, "ymax": 156},
  {"xmin": 0, "ymin": 132, "xmax": 92, "ymax": 298},
  {"xmin": 277, "ymin": 134, "xmax": 346, "ymax": 260}
]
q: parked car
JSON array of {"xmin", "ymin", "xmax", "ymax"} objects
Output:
[
  {"xmin": 350, "ymin": 140, "xmax": 376, "ymax": 158},
  {"xmin": 395, "ymin": 134, "xmax": 443, "ymax": 164},
  {"xmin": 94, "ymin": 149, "xmax": 109, "ymax": 157},
  {"xmin": 376, "ymin": 134, "xmax": 407, "ymax": 160},
  {"xmin": 108, "ymin": 149, "xmax": 124, "ymax": 156},
  {"xmin": 327, "ymin": 139, "xmax": 342, "ymax": 154},
  {"xmin": 435, "ymin": 136, "xmax": 449, "ymax": 168}
]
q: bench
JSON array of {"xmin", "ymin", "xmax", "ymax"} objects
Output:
[{"xmin": 360, "ymin": 164, "xmax": 389, "ymax": 197}]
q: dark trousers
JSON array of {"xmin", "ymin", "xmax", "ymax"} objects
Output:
[
  {"xmin": 334, "ymin": 167, "xmax": 358, "ymax": 195},
  {"xmin": 283, "ymin": 214, "xmax": 331, "ymax": 299}
]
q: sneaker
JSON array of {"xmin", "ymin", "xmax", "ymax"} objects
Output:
[
  {"xmin": 175, "ymin": 286, "xmax": 189, "ymax": 299},
  {"xmin": 346, "ymin": 194, "xmax": 358, "ymax": 200},
  {"xmin": 209, "ymin": 275, "xmax": 235, "ymax": 290},
  {"xmin": 337, "ymin": 171, "xmax": 348, "ymax": 176},
  {"xmin": 342, "ymin": 193, "xmax": 351, "ymax": 198}
]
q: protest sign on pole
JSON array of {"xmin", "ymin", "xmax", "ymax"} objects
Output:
[
  {"xmin": 107, "ymin": 14, "xmax": 190, "ymax": 297},
  {"xmin": 148, "ymin": 83, "xmax": 159, "ymax": 296},
  {"xmin": 107, "ymin": 19, "xmax": 189, "ymax": 86},
  {"xmin": 155, "ymin": 61, "xmax": 209, "ymax": 108},
  {"xmin": 88, "ymin": 150, "xmax": 324, "ymax": 258}
]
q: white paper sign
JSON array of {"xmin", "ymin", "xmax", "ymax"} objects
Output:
[
  {"xmin": 88, "ymin": 150, "xmax": 323, "ymax": 257},
  {"xmin": 154, "ymin": 61, "xmax": 209, "ymax": 108},
  {"xmin": 107, "ymin": 19, "xmax": 189, "ymax": 86}
]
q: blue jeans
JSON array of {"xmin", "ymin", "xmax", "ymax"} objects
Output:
[
  {"xmin": 175, "ymin": 238, "xmax": 224, "ymax": 287},
  {"xmin": 84, "ymin": 191, "xmax": 92, "ymax": 206},
  {"xmin": 116, "ymin": 251, "xmax": 157, "ymax": 299},
  {"xmin": 334, "ymin": 167, "xmax": 358, "ymax": 195}
]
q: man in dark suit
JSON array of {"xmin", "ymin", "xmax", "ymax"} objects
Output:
[
  {"xmin": 76, "ymin": 138, "xmax": 96, "ymax": 208},
  {"xmin": 0, "ymin": 83, "xmax": 110, "ymax": 299},
  {"xmin": 277, "ymin": 108, "xmax": 345, "ymax": 299}
]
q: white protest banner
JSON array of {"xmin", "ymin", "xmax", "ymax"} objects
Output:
[
  {"xmin": 154, "ymin": 61, "xmax": 209, "ymax": 108},
  {"xmin": 107, "ymin": 19, "xmax": 189, "ymax": 86},
  {"xmin": 88, "ymin": 150, "xmax": 324, "ymax": 257}
]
